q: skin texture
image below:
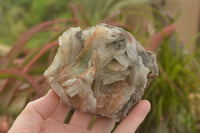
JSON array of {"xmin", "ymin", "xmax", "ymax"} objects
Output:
[{"xmin": 8, "ymin": 90, "xmax": 150, "ymax": 133}]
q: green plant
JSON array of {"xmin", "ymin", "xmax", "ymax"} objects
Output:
[
  {"xmin": 0, "ymin": 0, "xmax": 70, "ymax": 45},
  {"xmin": 0, "ymin": 0, "xmax": 27, "ymax": 45},
  {"xmin": 70, "ymin": 0, "xmax": 149, "ymax": 26},
  {"xmin": 137, "ymin": 35, "xmax": 200, "ymax": 133}
]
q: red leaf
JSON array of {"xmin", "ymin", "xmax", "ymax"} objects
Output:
[
  {"xmin": 0, "ymin": 68, "xmax": 40, "ymax": 95},
  {"xmin": 148, "ymin": 24, "xmax": 176, "ymax": 51},
  {"xmin": 23, "ymin": 41, "xmax": 59, "ymax": 73},
  {"xmin": 1, "ymin": 19, "xmax": 78, "ymax": 67}
]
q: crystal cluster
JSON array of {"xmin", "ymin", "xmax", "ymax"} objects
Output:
[{"xmin": 44, "ymin": 24, "xmax": 158, "ymax": 121}]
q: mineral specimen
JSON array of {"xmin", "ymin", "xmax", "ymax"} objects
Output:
[{"xmin": 44, "ymin": 23, "xmax": 158, "ymax": 121}]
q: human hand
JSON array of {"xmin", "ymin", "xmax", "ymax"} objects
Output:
[{"xmin": 8, "ymin": 89, "xmax": 150, "ymax": 133}]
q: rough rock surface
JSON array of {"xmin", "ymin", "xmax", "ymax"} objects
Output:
[{"xmin": 44, "ymin": 23, "xmax": 158, "ymax": 121}]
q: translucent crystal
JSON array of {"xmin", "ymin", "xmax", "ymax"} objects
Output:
[{"xmin": 44, "ymin": 24, "xmax": 158, "ymax": 121}]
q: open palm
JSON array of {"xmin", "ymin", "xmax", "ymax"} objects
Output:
[{"xmin": 8, "ymin": 90, "xmax": 150, "ymax": 133}]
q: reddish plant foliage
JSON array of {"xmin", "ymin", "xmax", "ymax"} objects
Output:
[
  {"xmin": 0, "ymin": 68, "xmax": 40, "ymax": 95},
  {"xmin": 23, "ymin": 41, "xmax": 59, "ymax": 73},
  {"xmin": 0, "ymin": 19, "xmax": 78, "ymax": 68},
  {"xmin": 148, "ymin": 24, "xmax": 176, "ymax": 51}
]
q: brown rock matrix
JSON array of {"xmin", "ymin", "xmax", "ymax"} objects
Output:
[{"xmin": 44, "ymin": 23, "xmax": 158, "ymax": 121}]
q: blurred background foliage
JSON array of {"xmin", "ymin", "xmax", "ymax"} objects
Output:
[
  {"xmin": 0, "ymin": 0, "xmax": 70, "ymax": 45},
  {"xmin": 0, "ymin": 0, "xmax": 200, "ymax": 133}
]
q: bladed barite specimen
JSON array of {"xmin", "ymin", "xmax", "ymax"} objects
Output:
[{"xmin": 44, "ymin": 23, "xmax": 158, "ymax": 121}]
